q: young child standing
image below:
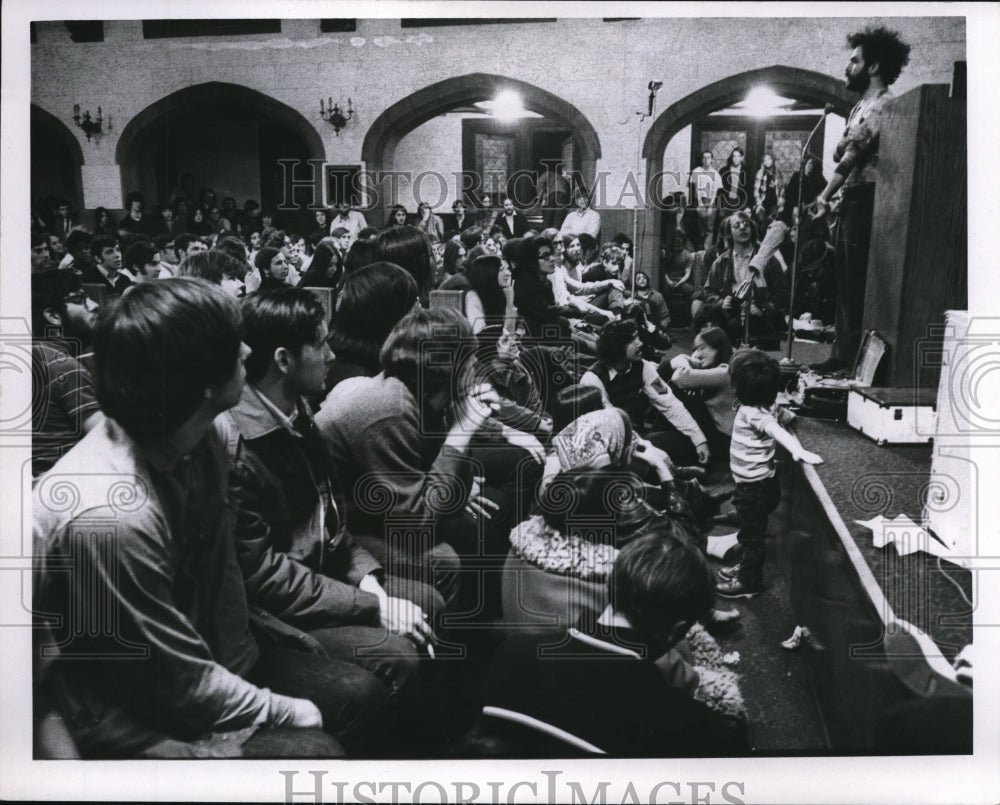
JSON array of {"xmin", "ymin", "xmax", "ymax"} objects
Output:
[{"xmin": 716, "ymin": 350, "xmax": 823, "ymax": 597}]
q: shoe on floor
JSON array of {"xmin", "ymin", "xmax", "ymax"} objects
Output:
[
  {"xmin": 716, "ymin": 575, "xmax": 764, "ymax": 598},
  {"xmin": 809, "ymin": 357, "xmax": 848, "ymax": 373}
]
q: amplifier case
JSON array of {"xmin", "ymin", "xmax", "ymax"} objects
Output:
[{"xmin": 846, "ymin": 387, "xmax": 937, "ymax": 445}]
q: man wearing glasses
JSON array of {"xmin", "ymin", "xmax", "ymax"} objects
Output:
[
  {"xmin": 702, "ymin": 212, "xmax": 788, "ymax": 346},
  {"xmin": 31, "ymin": 269, "xmax": 104, "ymax": 477}
]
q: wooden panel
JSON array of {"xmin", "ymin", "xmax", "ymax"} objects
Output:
[
  {"xmin": 429, "ymin": 289, "xmax": 465, "ymax": 313},
  {"xmin": 864, "ymin": 85, "xmax": 967, "ymax": 388}
]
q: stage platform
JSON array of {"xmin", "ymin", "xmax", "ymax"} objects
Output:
[{"xmin": 771, "ymin": 416, "xmax": 973, "ymax": 752}]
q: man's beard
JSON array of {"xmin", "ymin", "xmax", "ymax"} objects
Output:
[{"xmin": 846, "ymin": 69, "xmax": 871, "ymax": 93}]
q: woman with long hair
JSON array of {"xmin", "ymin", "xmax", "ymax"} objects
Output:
[
  {"xmin": 718, "ymin": 146, "xmax": 749, "ymax": 214},
  {"xmin": 753, "ymin": 152, "xmax": 783, "ymax": 228},
  {"xmin": 415, "ymin": 201, "xmax": 445, "ymax": 244},
  {"xmin": 438, "ymin": 239, "xmax": 468, "ymax": 287},
  {"xmin": 373, "ymin": 224, "xmax": 435, "ymax": 304},
  {"xmin": 325, "ymin": 260, "xmax": 418, "ymax": 389},
  {"xmin": 386, "ymin": 204, "xmax": 408, "ymax": 228},
  {"xmin": 93, "ymin": 207, "xmax": 117, "ymax": 236},
  {"xmin": 297, "ymin": 240, "xmax": 341, "ymax": 289},
  {"xmin": 464, "ymin": 254, "xmax": 515, "ymax": 334},
  {"xmin": 660, "ymin": 326, "xmax": 735, "ymax": 457}
]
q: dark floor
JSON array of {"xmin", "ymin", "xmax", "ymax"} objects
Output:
[{"xmin": 670, "ymin": 325, "xmax": 832, "ymax": 752}]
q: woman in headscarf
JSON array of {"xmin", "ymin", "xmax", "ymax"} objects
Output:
[{"xmin": 501, "ymin": 407, "xmax": 745, "ymax": 714}]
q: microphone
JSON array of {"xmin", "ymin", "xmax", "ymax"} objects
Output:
[{"xmin": 785, "ymin": 101, "xmax": 835, "ymax": 360}]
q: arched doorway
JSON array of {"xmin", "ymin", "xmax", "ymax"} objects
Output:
[
  {"xmin": 116, "ymin": 82, "xmax": 325, "ymax": 232},
  {"xmin": 31, "ymin": 105, "xmax": 84, "ymax": 222},
  {"xmin": 362, "ymin": 73, "xmax": 601, "ymax": 226},
  {"xmin": 639, "ymin": 66, "xmax": 856, "ymax": 281}
]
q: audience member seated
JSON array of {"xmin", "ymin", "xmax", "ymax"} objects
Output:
[
  {"xmin": 702, "ymin": 211, "xmax": 788, "ymax": 347},
  {"xmin": 626, "ymin": 270, "xmax": 671, "ymax": 333},
  {"xmin": 81, "ymin": 233, "xmax": 132, "ymax": 295},
  {"xmin": 503, "ymin": 408, "xmax": 687, "ymax": 632},
  {"xmin": 317, "ymin": 308, "xmax": 495, "ymax": 606},
  {"xmin": 325, "ymin": 261, "xmax": 418, "ymax": 391},
  {"xmin": 664, "ymin": 237, "xmax": 705, "ymax": 326},
  {"xmin": 446, "ymin": 199, "xmax": 479, "ymax": 234},
  {"xmin": 33, "ymin": 279, "xmax": 390, "ymax": 758},
  {"xmin": 122, "ymin": 241, "xmax": 163, "ymax": 285},
  {"xmin": 374, "ymin": 225, "xmax": 436, "ymax": 306},
  {"xmin": 329, "ymin": 200, "xmax": 368, "ymax": 243},
  {"xmin": 496, "ymin": 197, "xmax": 528, "ymax": 239},
  {"xmin": 580, "ymin": 319, "xmax": 709, "ymax": 467},
  {"xmin": 549, "ymin": 382, "xmax": 604, "ymax": 434},
  {"xmin": 415, "ymin": 201, "xmax": 446, "ymax": 244},
  {"xmin": 31, "ymin": 231, "xmax": 55, "ymax": 273},
  {"xmin": 343, "ymin": 237, "xmax": 377, "ymax": 274},
  {"xmin": 177, "ymin": 248, "xmax": 247, "ymax": 298},
  {"xmin": 216, "ymin": 234, "xmax": 250, "ymax": 268},
  {"xmin": 217, "ymin": 289, "xmax": 442, "ymax": 709},
  {"xmin": 546, "ymin": 236, "xmax": 621, "ymax": 322},
  {"xmin": 92, "ymin": 206, "xmax": 117, "ymax": 237},
  {"xmin": 511, "ymin": 236, "xmax": 576, "ymax": 341},
  {"xmin": 472, "ymin": 325, "xmax": 552, "ymax": 441},
  {"xmin": 310, "ymin": 208, "xmax": 332, "ymax": 243},
  {"xmin": 558, "ymin": 190, "xmax": 601, "ymax": 240},
  {"xmin": 298, "ymin": 240, "xmax": 342, "ymax": 290},
  {"xmin": 31, "ymin": 269, "xmax": 103, "ymax": 477},
  {"xmin": 486, "ymin": 531, "xmax": 749, "ymax": 756},
  {"xmin": 463, "ymin": 254, "xmax": 515, "ymax": 334},
  {"xmin": 46, "ymin": 232, "xmax": 67, "ymax": 266},
  {"xmin": 253, "ymin": 246, "xmax": 292, "ymax": 293},
  {"xmin": 117, "ymin": 191, "xmax": 157, "ymax": 238},
  {"xmin": 659, "ymin": 327, "xmax": 736, "ymax": 458},
  {"xmin": 386, "ymin": 204, "xmax": 409, "ymax": 228},
  {"xmin": 437, "ymin": 239, "xmax": 468, "ymax": 288}
]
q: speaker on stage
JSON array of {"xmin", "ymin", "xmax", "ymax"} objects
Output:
[{"xmin": 864, "ymin": 83, "xmax": 967, "ymax": 388}]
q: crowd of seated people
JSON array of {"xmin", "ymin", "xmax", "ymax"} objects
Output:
[{"xmin": 31, "ymin": 181, "xmax": 837, "ymax": 761}]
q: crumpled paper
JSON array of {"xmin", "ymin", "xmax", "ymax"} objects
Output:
[
  {"xmin": 781, "ymin": 625, "xmax": 825, "ymax": 651},
  {"xmin": 855, "ymin": 514, "xmax": 952, "ymax": 559}
]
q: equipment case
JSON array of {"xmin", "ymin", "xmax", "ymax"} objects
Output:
[{"xmin": 846, "ymin": 387, "xmax": 937, "ymax": 445}]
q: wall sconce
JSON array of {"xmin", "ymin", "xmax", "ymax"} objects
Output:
[
  {"xmin": 72, "ymin": 104, "xmax": 103, "ymax": 140},
  {"xmin": 320, "ymin": 97, "xmax": 353, "ymax": 136}
]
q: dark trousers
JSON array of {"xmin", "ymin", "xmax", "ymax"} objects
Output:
[
  {"xmin": 831, "ymin": 185, "xmax": 876, "ymax": 362},
  {"xmin": 248, "ymin": 643, "xmax": 390, "ymax": 755},
  {"xmin": 732, "ymin": 474, "xmax": 781, "ymax": 581},
  {"xmin": 308, "ymin": 575, "xmax": 444, "ymax": 703}
]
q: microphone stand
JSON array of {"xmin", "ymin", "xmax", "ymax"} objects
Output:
[
  {"xmin": 630, "ymin": 83, "xmax": 660, "ymax": 301},
  {"xmin": 784, "ymin": 104, "xmax": 832, "ymax": 362}
]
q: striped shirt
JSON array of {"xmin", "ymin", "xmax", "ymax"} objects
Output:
[
  {"xmin": 32, "ymin": 342, "xmax": 100, "ymax": 477},
  {"xmin": 730, "ymin": 404, "xmax": 790, "ymax": 483}
]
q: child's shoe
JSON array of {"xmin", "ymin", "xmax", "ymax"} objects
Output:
[{"xmin": 716, "ymin": 575, "xmax": 764, "ymax": 598}]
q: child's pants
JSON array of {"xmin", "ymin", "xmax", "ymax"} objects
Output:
[{"xmin": 732, "ymin": 474, "xmax": 781, "ymax": 581}]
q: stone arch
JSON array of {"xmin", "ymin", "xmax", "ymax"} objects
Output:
[
  {"xmin": 637, "ymin": 65, "xmax": 856, "ymax": 276},
  {"xmin": 31, "ymin": 104, "xmax": 85, "ymax": 213},
  {"xmin": 115, "ymin": 81, "xmax": 325, "ymax": 207},
  {"xmin": 362, "ymin": 72, "xmax": 601, "ymax": 217}
]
